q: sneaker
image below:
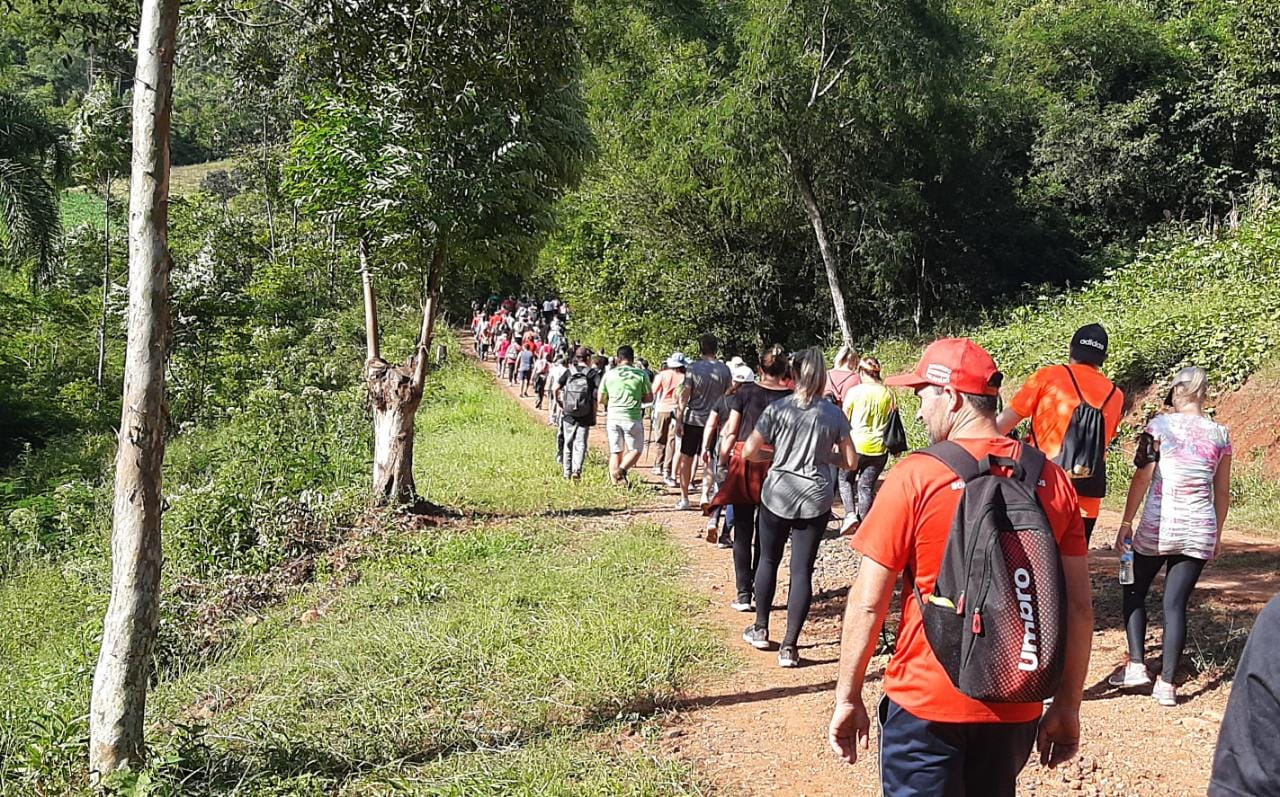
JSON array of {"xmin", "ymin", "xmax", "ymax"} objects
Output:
[
  {"xmin": 730, "ymin": 594, "xmax": 754, "ymax": 612},
  {"xmin": 674, "ymin": 497, "xmax": 690, "ymax": 511},
  {"xmin": 778, "ymin": 645, "xmax": 800, "ymax": 668},
  {"xmin": 1153, "ymin": 677, "xmax": 1177, "ymax": 707},
  {"xmin": 839, "ymin": 515, "xmax": 860, "ymax": 536},
  {"xmin": 1107, "ymin": 662, "xmax": 1153, "ymax": 689},
  {"xmin": 716, "ymin": 533, "xmax": 732, "ymax": 549},
  {"xmin": 742, "ymin": 624, "xmax": 769, "ymax": 650},
  {"xmin": 651, "ymin": 464, "xmax": 664, "ymax": 475},
  {"xmin": 663, "ymin": 475, "xmax": 678, "ymax": 488}
]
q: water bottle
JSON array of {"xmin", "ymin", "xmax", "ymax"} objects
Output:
[{"xmin": 1119, "ymin": 538, "xmax": 1135, "ymax": 585}]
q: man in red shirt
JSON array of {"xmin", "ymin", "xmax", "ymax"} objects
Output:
[{"xmin": 828, "ymin": 338, "xmax": 1093, "ymax": 796}]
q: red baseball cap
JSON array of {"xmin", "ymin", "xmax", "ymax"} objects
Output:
[{"xmin": 884, "ymin": 338, "xmax": 1003, "ymax": 396}]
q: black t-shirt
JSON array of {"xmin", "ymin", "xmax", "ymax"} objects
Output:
[
  {"xmin": 1210, "ymin": 594, "xmax": 1280, "ymax": 797},
  {"xmin": 728, "ymin": 383, "xmax": 794, "ymax": 441},
  {"xmin": 557, "ymin": 365, "xmax": 600, "ymax": 427}
]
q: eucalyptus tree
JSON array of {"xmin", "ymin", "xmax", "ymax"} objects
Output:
[
  {"xmin": 0, "ymin": 90, "xmax": 70, "ymax": 280},
  {"xmin": 727, "ymin": 0, "xmax": 969, "ymax": 349},
  {"xmin": 88, "ymin": 0, "xmax": 180, "ymax": 777},
  {"xmin": 289, "ymin": 0, "xmax": 591, "ymax": 503}
]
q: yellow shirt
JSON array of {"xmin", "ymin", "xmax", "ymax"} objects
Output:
[{"xmin": 843, "ymin": 382, "xmax": 895, "ymax": 456}]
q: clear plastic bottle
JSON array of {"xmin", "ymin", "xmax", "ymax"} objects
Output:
[{"xmin": 1119, "ymin": 538, "xmax": 1135, "ymax": 585}]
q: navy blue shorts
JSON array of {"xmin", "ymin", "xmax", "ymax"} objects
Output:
[{"xmin": 878, "ymin": 696, "xmax": 1038, "ymax": 797}]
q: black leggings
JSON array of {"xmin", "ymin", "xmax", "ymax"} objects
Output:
[
  {"xmin": 732, "ymin": 503, "xmax": 759, "ymax": 598},
  {"xmin": 1123, "ymin": 553, "xmax": 1207, "ymax": 682},
  {"xmin": 754, "ymin": 504, "xmax": 825, "ymax": 647}
]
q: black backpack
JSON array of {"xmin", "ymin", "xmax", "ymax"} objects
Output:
[
  {"xmin": 1038, "ymin": 365, "xmax": 1117, "ymax": 498},
  {"xmin": 562, "ymin": 367, "xmax": 594, "ymax": 419},
  {"xmin": 908, "ymin": 441, "xmax": 1067, "ymax": 703}
]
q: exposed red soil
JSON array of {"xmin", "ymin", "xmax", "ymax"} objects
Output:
[{"xmin": 470, "ymin": 341, "xmax": 1277, "ymax": 797}]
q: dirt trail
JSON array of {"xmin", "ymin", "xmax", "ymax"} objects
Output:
[{"xmin": 467, "ymin": 345, "xmax": 1277, "ymax": 796}]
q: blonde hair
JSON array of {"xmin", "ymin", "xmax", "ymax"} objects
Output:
[
  {"xmin": 858, "ymin": 356, "xmax": 882, "ymax": 380},
  {"xmin": 1168, "ymin": 366, "xmax": 1209, "ymax": 409},
  {"xmin": 833, "ymin": 345, "xmax": 857, "ymax": 371},
  {"xmin": 791, "ymin": 347, "xmax": 828, "ymax": 406}
]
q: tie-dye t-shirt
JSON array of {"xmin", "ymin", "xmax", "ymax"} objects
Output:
[{"xmin": 1134, "ymin": 412, "xmax": 1232, "ymax": 560}]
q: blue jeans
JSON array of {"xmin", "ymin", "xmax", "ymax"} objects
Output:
[{"xmin": 878, "ymin": 696, "xmax": 1038, "ymax": 797}]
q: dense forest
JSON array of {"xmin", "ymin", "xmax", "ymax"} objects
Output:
[{"xmin": 2, "ymin": 0, "xmax": 1280, "ymax": 793}]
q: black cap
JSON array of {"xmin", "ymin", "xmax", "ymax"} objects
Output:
[{"xmin": 1070, "ymin": 323, "xmax": 1108, "ymax": 365}]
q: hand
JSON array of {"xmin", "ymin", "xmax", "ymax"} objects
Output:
[
  {"xmin": 828, "ymin": 699, "xmax": 871, "ymax": 765},
  {"xmin": 1036, "ymin": 703, "xmax": 1080, "ymax": 768},
  {"xmin": 674, "ymin": 420, "xmax": 684, "ymax": 438},
  {"xmin": 1113, "ymin": 523, "xmax": 1132, "ymax": 555},
  {"xmin": 700, "ymin": 450, "xmax": 711, "ymax": 467}
]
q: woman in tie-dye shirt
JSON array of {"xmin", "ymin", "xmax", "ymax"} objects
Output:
[{"xmin": 1110, "ymin": 366, "xmax": 1233, "ymax": 707}]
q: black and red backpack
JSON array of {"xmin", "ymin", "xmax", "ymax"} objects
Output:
[{"xmin": 907, "ymin": 441, "xmax": 1067, "ymax": 703}]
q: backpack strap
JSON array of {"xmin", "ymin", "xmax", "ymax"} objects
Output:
[
  {"xmin": 1062, "ymin": 364, "xmax": 1086, "ymax": 403},
  {"xmin": 1015, "ymin": 443, "xmax": 1046, "ymax": 488},
  {"xmin": 918, "ymin": 440, "xmax": 981, "ymax": 483}
]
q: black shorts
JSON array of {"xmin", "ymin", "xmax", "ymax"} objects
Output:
[{"xmin": 680, "ymin": 423, "xmax": 706, "ymax": 457}]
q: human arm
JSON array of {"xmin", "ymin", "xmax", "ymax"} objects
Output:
[
  {"xmin": 718, "ymin": 410, "xmax": 742, "ymax": 462},
  {"xmin": 1214, "ymin": 453, "xmax": 1233, "ymax": 554},
  {"xmin": 996, "ymin": 407, "xmax": 1024, "ymax": 436},
  {"xmin": 1114, "ymin": 463, "xmax": 1155, "ymax": 554},
  {"xmin": 1038, "ymin": 553, "xmax": 1093, "ymax": 768},
  {"xmin": 742, "ymin": 429, "xmax": 773, "ymax": 462},
  {"xmin": 675, "ymin": 375, "xmax": 691, "ymax": 436},
  {"xmin": 836, "ymin": 436, "xmax": 858, "ymax": 470},
  {"xmin": 701, "ymin": 410, "xmax": 719, "ymax": 464},
  {"xmin": 828, "ymin": 555, "xmax": 897, "ymax": 764}
]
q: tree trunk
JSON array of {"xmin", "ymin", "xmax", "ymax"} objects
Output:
[
  {"xmin": 368, "ymin": 359, "xmax": 422, "ymax": 504},
  {"xmin": 412, "ymin": 239, "xmax": 445, "ymax": 390},
  {"xmin": 261, "ymin": 110, "xmax": 277, "ymax": 260},
  {"xmin": 780, "ymin": 143, "xmax": 854, "ymax": 350},
  {"xmin": 89, "ymin": 0, "xmax": 179, "ymax": 779},
  {"xmin": 96, "ymin": 175, "xmax": 111, "ymax": 392},
  {"xmin": 359, "ymin": 234, "xmax": 379, "ymax": 362}
]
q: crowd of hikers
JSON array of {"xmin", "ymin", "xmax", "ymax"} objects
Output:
[{"xmin": 472, "ymin": 298, "xmax": 1272, "ymax": 797}]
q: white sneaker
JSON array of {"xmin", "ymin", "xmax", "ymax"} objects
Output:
[
  {"xmin": 662, "ymin": 475, "xmax": 677, "ymax": 488},
  {"xmin": 1153, "ymin": 677, "xmax": 1177, "ymax": 707},
  {"xmin": 651, "ymin": 464, "xmax": 663, "ymax": 475},
  {"xmin": 1107, "ymin": 662, "xmax": 1153, "ymax": 689},
  {"xmin": 674, "ymin": 497, "xmax": 690, "ymax": 511}
]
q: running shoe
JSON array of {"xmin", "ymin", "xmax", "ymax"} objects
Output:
[
  {"xmin": 675, "ymin": 497, "xmax": 690, "ymax": 511},
  {"xmin": 742, "ymin": 624, "xmax": 769, "ymax": 649},
  {"xmin": 651, "ymin": 464, "xmax": 663, "ymax": 475},
  {"xmin": 663, "ymin": 475, "xmax": 678, "ymax": 488},
  {"xmin": 1153, "ymin": 677, "xmax": 1177, "ymax": 707},
  {"xmin": 1107, "ymin": 662, "xmax": 1153, "ymax": 689},
  {"xmin": 839, "ymin": 515, "xmax": 860, "ymax": 536},
  {"xmin": 716, "ymin": 532, "xmax": 732, "ymax": 549},
  {"xmin": 778, "ymin": 645, "xmax": 800, "ymax": 668},
  {"xmin": 730, "ymin": 594, "xmax": 754, "ymax": 612}
]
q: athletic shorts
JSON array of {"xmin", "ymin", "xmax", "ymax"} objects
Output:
[
  {"xmin": 878, "ymin": 696, "xmax": 1036, "ymax": 797},
  {"xmin": 518, "ymin": 369, "xmax": 531, "ymax": 381},
  {"xmin": 607, "ymin": 418, "xmax": 645, "ymax": 454},
  {"xmin": 680, "ymin": 424, "xmax": 706, "ymax": 457}
]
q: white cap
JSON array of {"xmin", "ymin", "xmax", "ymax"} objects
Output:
[
  {"xmin": 666, "ymin": 352, "xmax": 689, "ymax": 368},
  {"xmin": 731, "ymin": 364, "xmax": 756, "ymax": 383}
]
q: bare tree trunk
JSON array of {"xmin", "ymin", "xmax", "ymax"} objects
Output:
[
  {"xmin": 359, "ymin": 234, "xmax": 379, "ymax": 363},
  {"xmin": 780, "ymin": 143, "xmax": 854, "ymax": 350},
  {"xmin": 96, "ymin": 174, "xmax": 111, "ymax": 392},
  {"xmin": 369, "ymin": 359, "xmax": 422, "ymax": 503},
  {"xmin": 89, "ymin": 0, "xmax": 179, "ymax": 778},
  {"xmin": 412, "ymin": 240, "xmax": 445, "ymax": 389},
  {"xmin": 261, "ymin": 110, "xmax": 277, "ymax": 260}
]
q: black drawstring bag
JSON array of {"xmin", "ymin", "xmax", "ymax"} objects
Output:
[{"xmin": 884, "ymin": 408, "xmax": 909, "ymax": 455}]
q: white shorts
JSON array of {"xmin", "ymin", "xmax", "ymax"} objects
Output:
[{"xmin": 607, "ymin": 418, "xmax": 645, "ymax": 454}]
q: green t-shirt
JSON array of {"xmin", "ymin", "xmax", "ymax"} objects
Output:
[{"xmin": 599, "ymin": 365, "xmax": 652, "ymax": 422}]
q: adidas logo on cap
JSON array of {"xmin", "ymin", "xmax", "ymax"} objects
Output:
[{"xmin": 1077, "ymin": 338, "xmax": 1105, "ymax": 351}]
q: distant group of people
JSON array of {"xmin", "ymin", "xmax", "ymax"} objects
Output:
[{"xmin": 472, "ymin": 305, "xmax": 1271, "ymax": 796}]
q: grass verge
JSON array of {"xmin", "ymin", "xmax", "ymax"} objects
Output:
[{"xmin": 0, "ymin": 341, "xmax": 714, "ymax": 796}]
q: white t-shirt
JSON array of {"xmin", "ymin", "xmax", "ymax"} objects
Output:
[
  {"xmin": 1135, "ymin": 412, "xmax": 1232, "ymax": 560},
  {"xmin": 548, "ymin": 363, "xmax": 567, "ymax": 404}
]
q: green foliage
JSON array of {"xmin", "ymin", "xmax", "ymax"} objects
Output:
[{"xmin": 0, "ymin": 90, "xmax": 69, "ymax": 278}]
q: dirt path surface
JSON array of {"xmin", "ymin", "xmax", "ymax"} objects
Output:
[{"xmin": 467, "ymin": 345, "xmax": 1276, "ymax": 796}]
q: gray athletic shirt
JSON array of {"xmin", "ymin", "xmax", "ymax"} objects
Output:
[
  {"xmin": 756, "ymin": 397, "xmax": 852, "ymax": 520},
  {"xmin": 682, "ymin": 358, "xmax": 732, "ymax": 426}
]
